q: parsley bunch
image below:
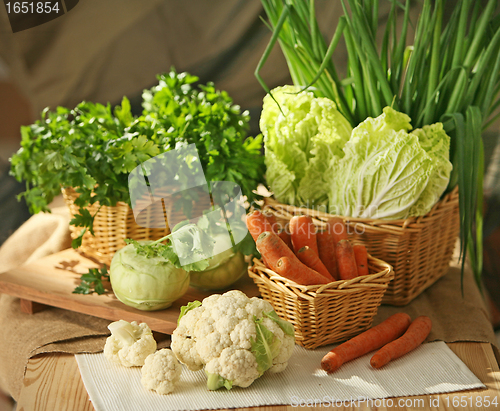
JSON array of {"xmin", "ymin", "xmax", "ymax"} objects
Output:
[{"xmin": 10, "ymin": 68, "xmax": 264, "ymax": 247}]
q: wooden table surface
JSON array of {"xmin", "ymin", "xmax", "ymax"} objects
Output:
[{"xmin": 16, "ymin": 342, "xmax": 500, "ymax": 411}]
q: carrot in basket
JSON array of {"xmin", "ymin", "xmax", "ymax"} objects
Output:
[
  {"xmin": 370, "ymin": 316, "xmax": 432, "ymax": 369},
  {"xmin": 246, "ymin": 210, "xmax": 274, "ymax": 242},
  {"xmin": 316, "ymin": 229, "xmax": 338, "ymax": 280},
  {"xmin": 321, "ymin": 313, "xmax": 412, "ymax": 373},
  {"xmin": 262, "ymin": 210, "xmax": 280, "ymax": 233},
  {"xmin": 275, "ymin": 256, "xmax": 330, "ymax": 286},
  {"xmin": 277, "ymin": 227, "xmax": 293, "ymax": 250},
  {"xmin": 327, "ymin": 217, "xmax": 348, "ymax": 245},
  {"xmin": 336, "ymin": 239, "xmax": 358, "ymax": 280},
  {"xmin": 296, "ymin": 246, "xmax": 334, "ymax": 282},
  {"xmin": 289, "ymin": 215, "xmax": 318, "ymax": 255},
  {"xmin": 353, "ymin": 244, "xmax": 369, "ymax": 277},
  {"xmin": 255, "ymin": 231, "xmax": 297, "ymax": 271}
]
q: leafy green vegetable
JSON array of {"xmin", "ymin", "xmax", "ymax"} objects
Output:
[
  {"xmin": 257, "ymin": 0, "xmax": 500, "ymax": 287},
  {"xmin": 260, "ymin": 85, "xmax": 352, "ymax": 206},
  {"xmin": 10, "ymin": 68, "xmax": 264, "ymax": 244},
  {"xmin": 134, "ymin": 69, "xmax": 265, "ymax": 203},
  {"xmin": 73, "ymin": 267, "xmax": 110, "ymax": 295},
  {"xmin": 124, "ymin": 224, "xmax": 213, "ymax": 273},
  {"xmin": 327, "ymin": 107, "xmax": 452, "ymax": 220},
  {"xmin": 251, "ymin": 316, "xmax": 281, "ymax": 375}
]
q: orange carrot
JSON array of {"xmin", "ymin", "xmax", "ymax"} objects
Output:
[
  {"xmin": 262, "ymin": 210, "xmax": 280, "ymax": 233},
  {"xmin": 289, "ymin": 215, "xmax": 318, "ymax": 255},
  {"xmin": 336, "ymin": 239, "xmax": 358, "ymax": 280},
  {"xmin": 316, "ymin": 229, "xmax": 338, "ymax": 280},
  {"xmin": 255, "ymin": 231, "xmax": 298, "ymax": 271},
  {"xmin": 296, "ymin": 246, "xmax": 334, "ymax": 282},
  {"xmin": 327, "ymin": 217, "xmax": 348, "ymax": 245},
  {"xmin": 321, "ymin": 313, "xmax": 412, "ymax": 373},
  {"xmin": 353, "ymin": 244, "xmax": 369, "ymax": 277},
  {"xmin": 370, "ymin": 316, "xmax": 432, "ymax": 369},
  {"xmin": 275, "ymin": 256, "xmax": 330, "ymax": 286},
  {"xmin": 246, "ymin": 210, "xmax": 274, "ymax": 242},
  {"xmin": 277, "ymin": 227, "xmax": 293, "ymax": 250}
]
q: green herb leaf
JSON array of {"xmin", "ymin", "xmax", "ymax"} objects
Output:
[{"xmin": 72, "ymin": 267, "xmax": 110, "ymax": 295}]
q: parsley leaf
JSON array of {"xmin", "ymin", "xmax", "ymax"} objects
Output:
[{"xmin": 73, "ymin": 267, "xmax": 110, "ymax": 295}]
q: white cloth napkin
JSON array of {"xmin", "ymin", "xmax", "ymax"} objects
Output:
[{"xmin": 76, "ymin": 341, "xmax": 484, "ymax": 411}]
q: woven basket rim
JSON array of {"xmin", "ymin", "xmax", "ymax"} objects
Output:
[
  {"xmin": 248, "ymin": 255, "xmax": 394, "ymax": 299},
  {"xmin": 263, "ymin": 185, "xmax": 459, "ymax": 234}
]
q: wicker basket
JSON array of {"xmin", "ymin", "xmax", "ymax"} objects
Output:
[
  {"xmin": 262, "ymin": 187, "xmax": 460, "ymax": 306},
  {"xmin": 62, "ymin": 188, "xmax": 172, "ymax": 266},
  {"xmin": 248, "ymin": 255, "xmax": 394, "ymax": 349}
]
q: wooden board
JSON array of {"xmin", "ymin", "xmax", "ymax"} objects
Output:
[{"xmin": 0, "ymin": 248, "xmax": 260, "ymax": 334}]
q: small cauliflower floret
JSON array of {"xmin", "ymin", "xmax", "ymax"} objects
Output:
[
  {"xmin": 104, "ymin": 320, "xmax": 157, "ymax": 367},
  {"xmin": 141, "ymin": 349, "xmax": 182, "ymax": 395},
  {"xmin": 171, "ymin": 290, "xmax": 295, "ymax": 391}
]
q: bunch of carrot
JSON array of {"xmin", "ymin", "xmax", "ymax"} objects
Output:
[
  {"xmin": 320, "ymin": 313, "xmax": 433, "ymax": 371},
  {"xmin": 246, "ymin": 210, "xmax": 370, "ymax": 286}
]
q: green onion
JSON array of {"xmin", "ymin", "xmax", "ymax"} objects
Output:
[{"xmin": 257, "ymin": 0, "xmax": 500, "ymax": 289}]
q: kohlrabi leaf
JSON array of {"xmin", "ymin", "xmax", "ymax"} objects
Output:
[
  {"xmin": 251, "ymin": 317, "xmax": 281, "ymax": 375},
  {"xmin": 264, "ymin": 311, "xmax": 295, "ymax": 337}
]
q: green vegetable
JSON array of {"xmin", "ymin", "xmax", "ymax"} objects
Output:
[
  {"xmin": 251, "ymin": 316, "xmax": 282, "ymax": 375},
  {"xmin": 178, "ymin": 300, "xmax": 202, "ymax": 324},
  {"xmin": 109, "ymin": 243, "xmax": 190, "ymax": 311},
  {"xmin": 189, "ymin": 248, "xmax": 247, "ymax": 291},
  {"xmin": 134, "ymin": 69, "xmax": 265, "ymax": 204},
  {"xmin": 10, "ymin": 68, "xmax": 264, "ymax": 245},
  {"xmin": 205, "ymin": 371, "xmax": 233, "ymax": 391},
  {"xmin": 327, "ymin": 107, "xmax": 452, "ymax": 220},
  {"xmin": 260, "ymin": 85, "xmax": 352, "ymax": 206},
  {"xmin": 257, "ymin": 0, "xmax": 500, "ymax": 287},
  {"xmin": 73, "ymin": 267, "xmax": 110, "ymax": 295},
  {"xmin": 263, "ymin": 311, "xmax": 295, "ymax": 337}
]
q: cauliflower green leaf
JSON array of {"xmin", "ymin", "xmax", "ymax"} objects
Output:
[
  {"xmin": 264, "ymin": 311, "xmax": 295, "ymax": 337},
  {"xmin": 251, "ymin": 316, "xmax": 281, "ymax": 375}
]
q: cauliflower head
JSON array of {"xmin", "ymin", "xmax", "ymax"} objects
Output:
[
  {"xmin": 141, "ymin": 349, "xmax": 182, "ymax": 395},
  {"xmin": 171, "ymin": 290, "xmax": 295, "ymax": 390},
  {"xmin": 104, "ymin": 320, "xmax": 157, "ymax": 367}
]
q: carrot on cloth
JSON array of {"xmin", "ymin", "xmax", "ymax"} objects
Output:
[
  {"xmin": 296, "ymin": 246, "xmax": 334, "ymax": 282},
  {"xmin": 336, "ymin": 239, "xmax": 358, "ymax": 280},
  {"xmin": 316, "ymin": 229, "xmax": 338, "ymax": 280},
  {"xmin": 277, "ymin": 227, "xmax": 293, "ymax": 250},
  {"xmin": 326, "ymin": 217, "xmax": 348, "ymax": 245},
  {"xmin": 370, "ymin": 316, "xmax": 432, "ymax": 369},
  {"xmin": 255, "ymin": 231, "xmax": 297, "ymax": 271},
  {"xmin": 353, "ymin": 244, "xmax": 369, "ymax": 277},
  {"xmin": 275, "ymin": 256, "xmax": 330, "ymax": 286},
  {"xmin": 321, "ymin": 313, "xmax": 412, "ymax": 373},
  {"xmin": 246, "ymin": 210, "xmax": 274, "ymax": 242},
  {"xmin": 289, "ymin": 215, "xmax": 318, "ymax": 255}
]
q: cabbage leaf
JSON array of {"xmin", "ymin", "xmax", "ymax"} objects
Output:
[{"xmin": 260, "ymin": 86, "xmax": 352, "ymax": 207}]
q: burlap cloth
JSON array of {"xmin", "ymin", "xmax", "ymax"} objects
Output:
[{"xmin": 0, "ymin": 209, "xmax": 498, "ymax": 401}]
